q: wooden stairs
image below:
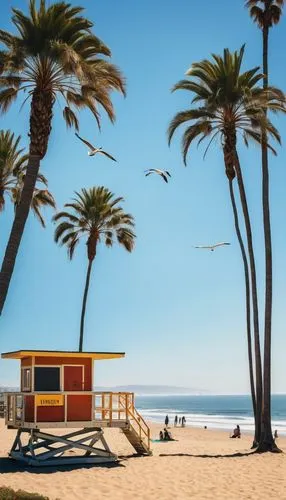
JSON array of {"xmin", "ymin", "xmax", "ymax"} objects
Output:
[
  {"xmin": 122, "ymin": 425, "xmax": 151, "ymax": 455},
  {"xmin": 118, "ymin": 395, "xmax": 152, "ymax": 455}
]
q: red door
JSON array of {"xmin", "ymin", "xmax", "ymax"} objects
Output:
[{"xmin": 64, "ymin": 366, "xmax": 84, "ymax": 391}]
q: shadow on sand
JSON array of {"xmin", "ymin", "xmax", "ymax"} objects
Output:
[
  {"xmin": 118, "ymin": 453, "xmax": 151, "ymax": 460},
  {"xmin": 0, "ymin": 457, "xmax": 125, "ymax": 474},
  {"xmin": 159, "ymin": 451, "xmax": 254, "ymax": 459}
]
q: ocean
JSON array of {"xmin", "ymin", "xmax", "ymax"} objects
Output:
[{"xmin": 135, "ymin": 394, "xmax": 286, "ymax": 435}]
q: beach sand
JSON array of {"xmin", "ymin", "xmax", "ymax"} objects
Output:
[{"xmin": 1, "ymin": 418, "xmax": 286, "ymax": 499}]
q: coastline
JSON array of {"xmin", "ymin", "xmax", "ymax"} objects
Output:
[
  {"xmin": 136, "ymin": 393, "xmax": 286, "ymax": 435},
  {"xmin": 1, "ymin": 418, "xmax": 286, "ymax": 499}
]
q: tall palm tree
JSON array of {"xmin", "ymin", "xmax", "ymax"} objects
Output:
[
  {"xmin": 54, "ymin": 187, "xmax": 135, "ymax": 352},
  {"xmin": 0, "ymin": 129, "xmax": 55, "ymax": 225},
  {"xmin": 228, "ymin": 177, "xmax": 257, "ymax": 445},
  {"xmin": 0, "ymin": 0, "xmax": 125, "ymax": 313},
  {"xmin": 246, "ymin": 0, "xmax": 285, "ymax": 452},
  {"xmin": 168, "ymin": 46, "xmax": 285, "ymax": 447}
]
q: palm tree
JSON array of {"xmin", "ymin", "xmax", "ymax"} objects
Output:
[
  {"xmin": 0, "ymin": 0, "xmax": 125, "ymax": 313},
  {"xmin": 54, "ymin": 187, "xmax": 135, "ymax": 352},
  {"xmin": 246, "ymin": 0, "xmax": 285, "ymax": 452},
  {"xmin": 228, "ymin": 178, "xmax": 257, "ymax": 445},
  {"xmin": 0, "ymin": 129, "xmax": 55, "ymax": 225},
  {"xmin": 168, "ymin": 46, "xmax": 285, "ymax": 447}
]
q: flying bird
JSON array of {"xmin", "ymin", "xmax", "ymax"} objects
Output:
[
  {"xmin": 193, "ymin": 242, "xmax": 231, "ymax": 252},
  {"xmin": 145, "ymin": 169, "xmax": 171, "ymax": 183},
  {"xmin": 75, "ymin": 133, "xmax": 117, "ymax": 161}
]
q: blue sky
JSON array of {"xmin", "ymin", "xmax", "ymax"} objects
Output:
[{"xmin": 1, "ymin": 0, "xmax": 286, "ymax": 394}]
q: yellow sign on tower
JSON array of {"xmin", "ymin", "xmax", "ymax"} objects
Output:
[{"xmin": 35, "ymin": 395, "xmax": 64, "ymax": 407}]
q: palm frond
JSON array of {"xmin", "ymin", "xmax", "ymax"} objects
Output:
[
  {"xmin": 54, "ymin": 186, "xmax": 136, "ymax": 260},
  {"xmin": 63, "ymin": 106, "xmax": 79, "ymax": 130},
  {"xmin": 169, "ymin": 45, "xmax": 285, "ymax": 173},
  {"xmin": 0, "ymin": 0, "xmax": 126, "ymax": 132},
  {"xmin": 245, "ymin": 0, "xmax": 284, "ymax": 28},
  {"xmin": 0, "ymin": 88, "xmax": 19, "ymax": 113}
]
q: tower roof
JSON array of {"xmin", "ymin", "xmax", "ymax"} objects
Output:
[{"xmin": 1, "ymin": 350, "xmax": 125, "ymax": 360}]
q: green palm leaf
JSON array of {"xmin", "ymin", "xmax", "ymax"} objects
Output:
[
  {"xmin": 0, "ymin": 129, "xmax": 55, "ymax": 222},
  {"xmin": 53, "ymin": 186, "xmax": 136, "ymax": 260},
  {"xmin": 0, "ymin": 0, "xmax": 125, "ymax": 141},
  {"xmin": 245, "ymin": 1, "xmax": 284, "ymax": 27},
  {"xmin": 168, "ymin": 46, "xmax": 285, "ymax": 168}
]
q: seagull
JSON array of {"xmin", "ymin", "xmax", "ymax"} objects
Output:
[
  {"xmin": 145, "ymin": 169, "xmax": 171, "ymax": 183},
  {"xmin": 193, "ymin": 242, "xmax": 231, "ymax": 252},
  {"xmin": 75, "ymin": 133, "xmax": 117, "ymax": 161}
]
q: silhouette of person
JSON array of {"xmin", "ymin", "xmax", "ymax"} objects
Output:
[{"xmin": 230, "ymin": 425, "xmax": 241, "ymax": 438}]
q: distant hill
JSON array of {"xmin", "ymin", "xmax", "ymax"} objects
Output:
[
  {"xmin": 0, "ymin": 385, "xmax": 208, "ymax": 396},
  {"xmin": 95, "ymin": 385, "xmax": 208, "ymax": 395},
  {"xmin": 0, "ymin": 386, "xmax": 18, "ymax": 392}
]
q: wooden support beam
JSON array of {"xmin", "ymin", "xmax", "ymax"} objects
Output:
[{"xmin": 9, "ymin": 427, "xmax": 117, "ymax": 466}]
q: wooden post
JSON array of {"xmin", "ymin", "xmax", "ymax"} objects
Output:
[
  {"xmin": 12, "ymin": 395, "xmax": 15, "ymax": 426},
  {"xmin": 109, "ymin": 393, "xmax": 112, "ymax": 425},
  {"xmin": 34, "ymin": 394, "xmax": 37, "ymax": 425},
  {"xmin": 64, "ymin": 393, "xmax": 67, "ymax": 423},
  {"xmin": 91, "ymin": 393, "xmax": 95, "ymax": 421}
]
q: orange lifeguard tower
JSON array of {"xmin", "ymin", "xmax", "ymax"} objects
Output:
[{"xmin": 2, "ymin": 350, "xmax": 151, "ymax": 466}]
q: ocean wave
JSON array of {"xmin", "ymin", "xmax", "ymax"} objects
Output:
[{"xmin": 138, "ymin": 409, "xmax": 286, "ymax": 434}]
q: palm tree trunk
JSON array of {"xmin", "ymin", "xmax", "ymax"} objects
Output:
[
  {"xmin": 258, "ymin": 25, "xmax": 277, "ymax": 452},
  {"xmin": 234, "ymin": 151, "xmax": 263, "ymax": 444},
  {"xmin": 79, "ymin": 259, "xmax": 94, "ymax": 352},
  {"xmin": 0, "ymin": 88, "xmax": 53, "ymax": 314},
  {"xmin": 228, "ymin": 179, "xmax": 257, "ymax": 446}
]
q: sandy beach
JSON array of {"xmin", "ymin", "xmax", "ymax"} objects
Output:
[{"xmin": 1, "ymin": 418, "xmax": 286, "ymax": 499}]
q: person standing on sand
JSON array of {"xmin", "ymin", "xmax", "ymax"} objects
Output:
[
  {"xmin": 174, "ymin": 415, "xmax": 178, "ymax": 427},
  {"xmin": 165, "ymin": 415, "xmax": 169, "ymax": 427},
  {"xmin": 182, "ymin": 416, "xmax": 186, "ymax": 427}
]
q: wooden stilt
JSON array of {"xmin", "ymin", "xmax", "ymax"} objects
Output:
[{"xmin": 9, "ymin": 427, "xmax": 117, "ymax": 466}]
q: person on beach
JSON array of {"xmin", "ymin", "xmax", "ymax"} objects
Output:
[
  {"xmin": 164, "ymin": 428, "xmax": 174, "ymax": 441},
  {"xmin": 159, "ymin": 430, "xmax": 164, "ymax": 441},
  {"xmin": 179, "ymin": 417, "xmax": 181, "ymax": 425},
  {"xmin": 274, "ymin": 429, "xmax": 278, "ymax": 439},
  {"xmin": 165, "ymin": 415, "xmax": 169, "ymax": 427},
  {"xmin": 174, "ymin": 415, "xmax": 178, "ymax": 427},
  {"xmin": 230, "ymin": 425, "xmax": 241, "ymax": 438},
  {"xmin": 182, "ymin": 416, "xmax": 186, "ymax": 427}
]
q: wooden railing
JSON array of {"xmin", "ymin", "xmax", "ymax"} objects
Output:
[
  {"xmin": 128, "ymin": 405, "xmax": 150, "ymax": 450},
  {"xmin": 118, "ymin": 393, "xmax": 150, "ymax": 450},
  {"xmin": 4, "ymin": 391, "xmax": 150, "ymax": 448},
  {"xmin": 0, "ymin": 395, "xmax": 5, "ymax": 418},
  {"xmin": 93, "ymin": 391, "xmax": 134, "ymax": 423},
  {"xmin": 5, "ymin": 393, "xmax": 23, "ymax": 425},
  {"xmin": 92, "ymin": 392, "xmax": 150, "ymax": 450}
]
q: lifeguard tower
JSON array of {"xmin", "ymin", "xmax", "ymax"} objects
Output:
[{"xmin": 2, "ymin": 350, "xmax": 151, "ymax": 466}]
